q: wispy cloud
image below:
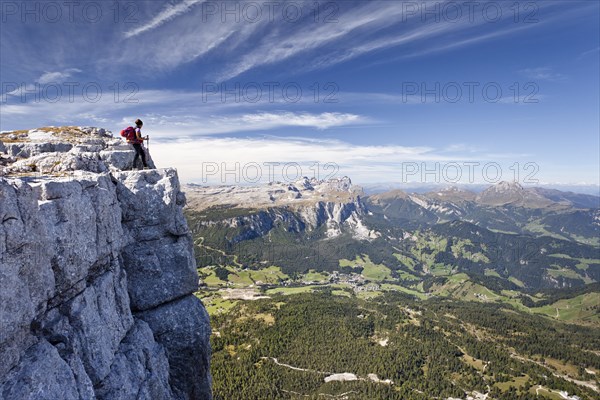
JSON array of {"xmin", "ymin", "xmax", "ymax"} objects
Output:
[
  {"xmin": 577, "ymin": 46, "xmax": 600, "ymax": 59},
  {"xmin": 124, "ymin": 0, "xmax": 206, "ymax": 38},
  {"xmin": 0, "ymin": 86, "xmax": 366, "ymax": 135},
  {"xmin": 136, "ymin": 111, "xmax": 366, "ymax": 137},
  {"xmin": 442, "ymin": 144, "xmax": 483, "ymax": 154},
  {"xmin": 396, "ymin": 23, "xmax": 537, "ymax": 61},
  {"xmin": 215, "ymin": 1, "xmax": 412, "ymax": 81},
  {"xmin": 216, "ymin": 0, "xmax": 565, "ymax": 81},
  {"xmin": 3, "ymin": 0, "xmax": 590, "ymax": 82},
  {"xmin": 113, "ymin": 0, "xmax": 567, "ymax": 80},
  {"xmin": 115, "ymin": 11, "xmax": 244, "ymax": 71},
  {"xmin": 519, "ymin": 67, "xmax": 566, "ymax": 81}
]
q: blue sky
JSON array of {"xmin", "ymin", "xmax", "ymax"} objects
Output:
[{"xmin": 1, "ymin": 0, "xmax": 599, "ymax": 189}]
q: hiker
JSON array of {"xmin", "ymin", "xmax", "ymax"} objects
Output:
[{"xmin": 128, "ymin": 119, "xmax": 148, "ymax": 170}]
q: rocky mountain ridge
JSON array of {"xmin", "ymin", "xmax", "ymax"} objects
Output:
[
  {"xmin": 0, "ymin": 127, "xmax": 212, "ymax": 399},
  {"xmin": 185, "ymin": 176, "xmax": 360, "ymax": 210},
  {"xmin": 371, "ymin": 181, "xmax": 599, "ymax": 210},
  {"xmin": 185, "ymin": 178, "xmax": 599, "ymax": 289},
  {"xmin": 185, "ymin": 178, "xmax": 600, "ymax": 256},
  {"xmin": 367, "ymin": 181, "xmax": 600, "ymax": 244},
  {"xmin": 185, "ymin": 177, "xmax": 378, "ymax": 240}
]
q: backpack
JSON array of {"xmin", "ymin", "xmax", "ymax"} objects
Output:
[{"xmin": 120, "ymin": 126, "xmax": 137, "ymax": 142}]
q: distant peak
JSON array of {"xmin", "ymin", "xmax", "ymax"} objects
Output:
[
  {"xmin": 441, "ymin": 186, "xmax": 460, "ymax": 192},
  {"xmin": 183, "ymin": 176, "xmax": 361, "ymax": 211},
  {"xmin": 318, "ymin": 176, "xmax": 353, "ymax": 192},
  {"xmin": 294, "ymin": 176, "xmax": 315, "ymax": 190},
  {"xmin": 489, "ymin": 181, "xmax": 524, "ymax": 192},
  {"xmin": 441, "ymin": 186, "xmax": 472, "ymax": 193},
  {"xmin": 477, "ymin": 180, "xmax": 555, "ymax": 208}
]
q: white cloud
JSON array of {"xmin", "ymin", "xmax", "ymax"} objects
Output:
[
  {"xmin": 124, "ymin": 0, "xmax": 206, "ymax": 38},
  {"xmin": 151, "ymin": 136, "xmax": 439, "ymax": 183},
  {"xmin": 149, "ymin": 136, "xmax": 526, "ymax": 185},
  {"xmin": 578, "ymin": 47, "xmax": 600, "ymax": 59},
  {"xmin": 238, "ymin": 112, "xmax": 363, "ymax": 130},
  {"xmin": 307, "ymin": 17, "xmax": 458, "ymax": 71},
  {"xmin": 442, "ymin": 144, "xmax": 483, "ymax": 154},
  {"xmin": 137, "ymin": 111, "xmax": 366, "ymax": 137},
  {"xmin": 215, "ymin": 0, "xmax": 559, "ymax": 81},
  {"xmin": 1, "ymin": 0, "xmax": 593, "ymax": 85},
  {"xmin": 397, "ymin": 23, "xmax": 537, "ymax": 61},
  {"xmin": 37, "ymin": 69, "xmax": 82, "ymax": 84},
  {"xmin": 519, "ymin": 67, "xmax": 565, "ymax": 81},
  {"xmin": 0, "ymin": 104, "xmax": 30, "ymax": 115},
  {"xmin": 77, "ymin": 113, "xmax": 110, "ymax": 124},
  {"xmin": 117, "ymin": 17, "xmax": 241, "ymax": 71},
  {"xmin": 215, "ymin": 1, "xmax": 411, "ymax": 81},
  {"xmin": 0, "ymin": 86, "xmax": 365, "ymax": 135},
  {"xmin": 113, "ymin": 0, "xmax": 560, "ymax": 80}
]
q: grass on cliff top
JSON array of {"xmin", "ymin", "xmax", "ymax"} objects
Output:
[
  {"xmin": 1, "ymin": 126, "xmax": 106, "ymax": 145},
  {"xmin": 0, "ymin": 130, "xmax": 31, "ymax": 142}
]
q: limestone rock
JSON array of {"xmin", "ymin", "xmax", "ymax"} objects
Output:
[
  {"xmin": 138, "ymin": 296, "xmax": 212, "ymax": 400},
  {"xmin": 184, "ymin": 177, "xmax": 372, "ymax": 242},
  {"xmin": 0, "ymin": 340, "xmax": 81, "ymax": 400},
  {"xmin": 38, "ymin": 264, "xmax": 134, "ymax": 386},
  {"xmin": 0, "ymin": 126, "xmax": 212, "ymax": 399},
  {"xmin": 121, "ymin": 235, "xmax": 198, "ymax": 311},
  {"xmin": 0, "ymin": 126, "xmax": 156, "ymax": 176},
  {"xmin": 94, "ymin": 320, "xmax": 174, "ymax": 400}
]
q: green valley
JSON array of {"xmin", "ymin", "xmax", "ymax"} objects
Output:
[{"xmin": 184, "ymin": 179, "xmax": 600, "ymax": 399}]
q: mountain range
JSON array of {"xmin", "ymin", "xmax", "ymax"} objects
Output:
[{"xmin": 184, "ymin": 177, "xmax": 600, "ymax": 294}]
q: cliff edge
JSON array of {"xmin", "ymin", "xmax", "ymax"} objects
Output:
[{"xmin": 0, "ymin": 127, "xmax": 212, "ymax": 399}]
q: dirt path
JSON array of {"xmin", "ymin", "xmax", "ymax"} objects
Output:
[
  {"xmin": 510, "ymin": 353, "xmax": 598, "ymax": 393},
  {"xmin": 195, "ymin": 237, "xmax": 243, "ymax": 267},
  {"xmin": 262, "ymin": 357, "xmax": 330, "ymax": 375},
  {"xmin": 260, "ymin": 357, "xmax": 393, "ymax": 385}
]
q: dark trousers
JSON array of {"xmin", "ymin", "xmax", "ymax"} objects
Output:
[{"xmin": 132, "ymin": 143, "xmax": 147, "ymax": 168}]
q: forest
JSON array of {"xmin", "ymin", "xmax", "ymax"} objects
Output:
[{"xmin": 208, "ymin": 291, "xmax": 599, "ymax": 400}]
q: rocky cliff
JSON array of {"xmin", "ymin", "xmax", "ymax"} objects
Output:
[
  {"xmin": 184, "ymin": 177, "xmax": 379, "ymax": 240},
  {"xmin": 0, "ymin": 127, "xmax": 211, "ymax": 399}
]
